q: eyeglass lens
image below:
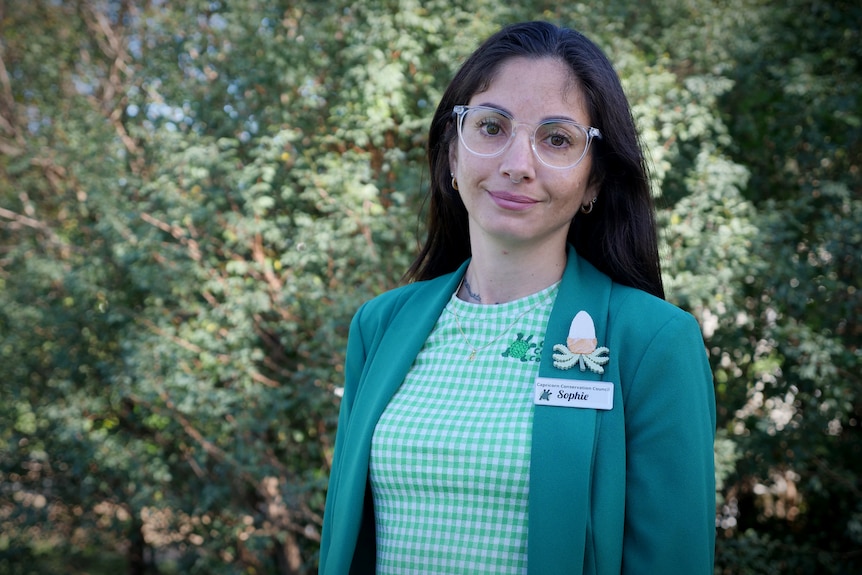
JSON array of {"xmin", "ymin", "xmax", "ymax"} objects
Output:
[{"xmin": 458, "ymin": 107, "xmax": 591, "ymax": 168}]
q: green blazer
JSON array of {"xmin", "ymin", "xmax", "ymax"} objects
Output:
[{"xmin": 320, "ymin": 248, "xmax": 716, "ymax": 574}]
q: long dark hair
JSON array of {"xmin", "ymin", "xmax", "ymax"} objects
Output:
[{"xmin": 405, "ymin": 21, "xmax": 665, "ymax": 300}]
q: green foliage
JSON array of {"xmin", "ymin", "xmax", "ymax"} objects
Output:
[
  {"xmin": 1, "ymin": 0, "xmax": 859, "ymax": 573},
  {"xmin": 636, "ymin": 1, "xmax": 862, "ymax": 572}
]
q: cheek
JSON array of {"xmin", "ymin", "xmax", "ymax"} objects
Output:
[
  {"xmin": 555, "ymin": 177, "xmax": 590, "ymax": 205},
  {"xmin": 451, "ymin": 154, "xmax": 486, "ymax": 189}
]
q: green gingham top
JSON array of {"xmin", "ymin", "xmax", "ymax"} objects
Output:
[{"xmin": 369, "ymin": 282, "xmax": 559, "ymax": 574}]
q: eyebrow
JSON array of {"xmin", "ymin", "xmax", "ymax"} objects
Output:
[{"xmin": 473, "ymin": 101, "xmax": 581, "ymax": 124}]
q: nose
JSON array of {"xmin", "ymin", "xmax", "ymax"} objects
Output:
[{"xmin": 499, "ymin": 128, "xmax": 536, "ymax": 183}]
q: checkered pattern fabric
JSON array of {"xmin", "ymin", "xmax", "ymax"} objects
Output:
[{"xmin": 369, "ymin": 282, "xmax": 559, "ymax": 574}]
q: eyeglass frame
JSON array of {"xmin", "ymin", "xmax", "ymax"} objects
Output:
[{"xmin": 452, "ymin": 104, "xmax": 602, "ymax": 170}]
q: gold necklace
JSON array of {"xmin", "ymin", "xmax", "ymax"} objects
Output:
[{"xmin": 447, "ymin": 278, "xmax": 556, "ymax": 361}]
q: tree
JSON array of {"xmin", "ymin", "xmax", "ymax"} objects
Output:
[
  {"xmin": 2, "ymin": 0, "xmax": 487, "ymax": 572},
  {"xmin": 1, "ymin": 1, "xmax": 859, "ymax": 573},
  {"xmin": 618, "ymin": 0, "xmax": 862, "ymax": 571},
  {"xmin": 712, "ymin": 2, "xmax": 862, "ymax": 571}
]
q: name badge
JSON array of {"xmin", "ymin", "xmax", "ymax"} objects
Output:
[{"xmin": 534, "ymin": 377, "xmax": 614, "ymax": 410}]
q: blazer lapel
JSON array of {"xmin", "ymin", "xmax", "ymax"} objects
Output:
[
  {"xmin": 355, "ymin": 262, "xmax": 467, "ymax": 415},
  {"xmin": 529, "ymin": 248, "xmax": 612, "ymax": 574}
]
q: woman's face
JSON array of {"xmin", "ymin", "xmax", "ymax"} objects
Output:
[{"xmin": 449, "ymin": 56, "xmax": 597, "ymax": 253}]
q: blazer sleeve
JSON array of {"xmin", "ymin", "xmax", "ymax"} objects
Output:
[
  {"xmin": 621, "ymin": 312, "xmax": 716, "ymax": 574},
  {"xmin": 319, "ymin": 303, "xmax": 369, "ymax": 574}
]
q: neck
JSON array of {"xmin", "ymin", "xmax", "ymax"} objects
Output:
[{"xmin": 458, "ymin": 238, "xmax": 567, "ymax": 304}]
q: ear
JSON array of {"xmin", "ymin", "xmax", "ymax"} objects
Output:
[{"xmin": 585, "ymin": 181, "xmax": 600, "ymax": 205}]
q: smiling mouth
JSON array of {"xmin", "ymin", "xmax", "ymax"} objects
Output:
[
  {"xmin": 489, "ymin": 191, "xmax": 539, "ymax": 210},
  {"xmin": 490, "ymin": 191, "xmax": 537, "ymax": 203}
]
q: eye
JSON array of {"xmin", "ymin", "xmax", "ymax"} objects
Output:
[
  {"xmin": 544, "ymin": 129, "xmax": 573, "ymax": 149},
  {"xmin": 548, "ymin": 132, "xmax": 571, "ymax": 148},
  {"xmin": 538, "ymin": 122, "xmax": 582, "ymax": 149},
  {"xmin": 476, "ymin": 117, "xmax": 505, "ymax": 137}
]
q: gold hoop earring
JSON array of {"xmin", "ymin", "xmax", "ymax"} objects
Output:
[
  {"xmin": 451, "ymin": 175, "xmax": 459, "ymax": 191},
  {"xmin": 581, "ymin": 198, "xmax": 596, "ymax": 214}
]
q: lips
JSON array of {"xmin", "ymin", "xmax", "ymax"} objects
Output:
[{"xmin": 488, "ymin": 191, "xmax": 539, "ymax": 211}]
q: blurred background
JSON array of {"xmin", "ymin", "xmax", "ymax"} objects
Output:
[{"xmin": 0, "ymin": 1, "xmax": 859, "ymax": 573}]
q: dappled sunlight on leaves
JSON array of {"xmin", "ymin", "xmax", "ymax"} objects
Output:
[{"xmin": 1, "ymin": 0, "xmax": 859, "ymax": 573}]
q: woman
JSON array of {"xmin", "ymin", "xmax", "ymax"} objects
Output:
[{"xmin": 320, "ymin": 21, "xmax": 716, "ymax": 575}]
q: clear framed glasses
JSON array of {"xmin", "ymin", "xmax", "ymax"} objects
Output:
[{"xmin": 453, "ymin": 105, "xmax": 601, "ymax": 169}]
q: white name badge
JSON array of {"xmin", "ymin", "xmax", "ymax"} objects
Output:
[{"xmin": 534, "ymin": 377, "xmax": 614, "ymax": 410}]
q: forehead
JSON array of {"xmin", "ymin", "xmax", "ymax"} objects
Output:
[{"xmin": 468, "ymin": 57, "xmax": 587, "ymax": 120}]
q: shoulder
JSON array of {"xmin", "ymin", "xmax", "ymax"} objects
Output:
[
  {"xmin": 564, "ymin": 249, "xmax": 698, "ymax": 338},
  {"xmin": 606, "ymin": 282, "xmax": 713, "ymax": 415},
  {"xmin": 607, "ymin": 282, "xmax": 703, "ymax": 348},
  {"xmin": 351, "ymin": 270, "xmax": 461, "ymax": 333},
  {"xmin": 357, "ymin": 273, "xmax": 452, "ymax": 316}
]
